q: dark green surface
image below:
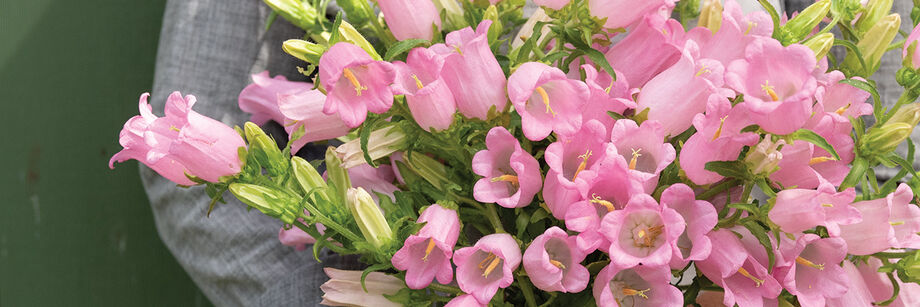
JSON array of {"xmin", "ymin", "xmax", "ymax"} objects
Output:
[{"xmin": 1, "ymin": 1, "xmax": 211, "ymax": 305}]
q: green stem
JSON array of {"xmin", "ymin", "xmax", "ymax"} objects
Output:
[
  {"xmin": 873, "ymin": 251, "xmax": 916, "ymax": 258},
  {"xmin": 293, "ymin": 221, "xmax": 354, "ymax": 255},
  {"xmin": 876, "ymin": 272, "xmax": 901, "ymax": 306},
  {"xmin": 740, "ymin": 181, "xmax": 753, "ymax": 203},
  {"xmin": 516, "ymin": 275, "xmax": 539, "ymax": 307},
  {"xmin": 880, "ymin": 90, "xmax": 915, "ymax": 125},
  {"xmin": 298, "ymin": 198, "xmax": 365, "ymax": 243},
  {"xmin": 484, "ymin": 204, "xmax": 506, "ymax": 233},
  {"xmin": 427, "ymin": 283, "xmax": 463, "ymax": 295},
  {"xmin": 697, "ymin": 179, "xmax": 741, "ymax": 200}
]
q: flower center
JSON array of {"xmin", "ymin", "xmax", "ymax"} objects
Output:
[
  {"xmin": 711, "ymin": 116, "xmax": 726, "ymax": 141},
  {"xmin": 808, "ymin": 156, "xmax": 836, "ymax": 165},
  {"xmin": 696, "ymin": 64, "xmax": 711, "ymax": 77},
  {"xmin": 478, "ymin": 252, "xmax": 502, "ymax": 277},
  {"xmin": 549, "ymin": 259, "xmax": 566, "ymax": 269},
  {"xmin": 835, "ymin": 103, "xmax": 851, "ymax": 115},
  {"xmin": 572, "ymin": 150, "xmax": 592, "ymax": 181},
  {"xmin": 737, "ymin": 267, "xmax": 765, "ymax": 287},
  {"xmin": 590, "ymin": 194, "xmax": 616, "ymax": 212},
  {"xmin": 621, "ymin": 287, "xmax": 650, "ymax": 300},
  {"xmin": 411, "ymin": 74, "xmax": 424, "ymax": 89},
  {"xmin": 535, "ymin": 86, "xmax": 557, "ymax": 117},
  {"xmin": 796, "ymin": 256, "xmax": 825, "ymax": 270},
  {"xmin": 745, "ymin": 21, "xmax": 757, "ymax": 35},
  {"xmin": 422, "ymin": 238, "xmax": 436, "ymax": 261},
  {"xmin": 761, "ymin": 80, "xmax": 779, "ymax": 101},
  {"xmin": 491, "ymin": 174, "xmax": 519, "ymax": 187},
  {"xmin": 633, "ymin": 224, "xmax": 664, "ymax": 248},
  {"xmin": 343, "ymin": 68, "xmax": 367, "ymax": 96},
  {"xmin": 628, "ymin": 148, "xmax": 642, "ymax": 171}
]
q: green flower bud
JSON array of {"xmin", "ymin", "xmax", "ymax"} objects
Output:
[
  {"xmin": 855, "ymin": 0, "xmax": 893, "ymax": 36},
  {"xmin": 282, "ymin": 39, "xmax": 326, "ymax": 64},
  {"xmin": 697, "ymin": 0, "xmax": 723, "ymax": 33},
  {"xmin": 803, "ymin": 33, "xmax": 835, "ymax": 60},
  {"xmin": 781, "ymin": 0, "xmax": 831, "ymax": 43},
  {"xmin": 744, "ymin": 138, "xmax": 785, "ymax": 176},
  {"xmin": 431, "ymin": 0, "xmax": 465, "ymax": 30},
  {"xmin": 336, "ymin": 0, "xmax": 374, "ymax": 26},
  {"xmin": 263, "ymin": 0, "xmax": 319, "ymax": 30},
  {"xmin": 325, "ymin": 146, "xmax": 351, "ymax": 204},
  {"xmin": 888, "ymin": 102, "xmax": 920, "ymax": 127},
  {"xmin": 484, "ymin": 5, "xmax": 502, "ymax": 44},
  {"xmin": 229, "ymin": 183, "xmax": 297, "ymax": 224},
  {"xmin": 337, "ymin": 21, "xmax": 382, "ymax": 61},
  {"xmin": 244, "ymin": 122, "xmax": 287, "ymax": 176},
  {"xmin": 844, "ymin": 13, "xmax": 901, "ymax": 76},
  {"xmin": 404, "ymin": 152, "xmax": 450, "ymax": 190},
  {"xmin": 335, "ymin": 125, "xmax": 407, "ymax": 168},
  {"xmin": 346, "ymin": 187, "xmax": 393, "ymax": 248},
  {"xmin": 897, "ymin": 251, "xmax": 920, "ymax": 283},
  {"xmin": 862, "ymin": 123, "xmax": 913, "ymax": 156},
  {"xmin": 291, "ymin": 156, "xmax": 329, "ymax": 199}
]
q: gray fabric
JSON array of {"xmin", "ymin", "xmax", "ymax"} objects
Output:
[{"xmin": 142, "ymin": 1, "xmax": 359, "ymax": 306}]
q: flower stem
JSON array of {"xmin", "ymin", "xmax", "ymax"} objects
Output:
[
  {"xmin": 484, "ymin": 205, "xmax": 506, "ymax": 233},
  {"xmin": 696, "ymin": 179, "xmax": 740, "ymax": 200},
  {"xmin": 427, "ymin": 283, "xmax": 463, "ymax": 295},
  {"xmin": 516, "ymin": 275, "xmax": 538, "ymax": 307}
]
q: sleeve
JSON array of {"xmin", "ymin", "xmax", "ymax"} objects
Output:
[{"xmin": 142, "ymin": 1, "xmax": 361, "ymax": 306}]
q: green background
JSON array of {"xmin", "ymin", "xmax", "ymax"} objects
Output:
[{"xmin": 1, "ymin": 0, "xmax": 211, "ymax": 305}]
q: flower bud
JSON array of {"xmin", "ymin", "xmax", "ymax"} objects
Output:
[
  {"xmin": 337, "ymin": 21, "xmax": 382, "ymax": 61},
  {"xmin": 346, "ymin": 187, "xmax": 394, "ymax": 248},
  {"xmin": 291, "ymin": 156, "xmax": 329, "ymax": 200},
  {"xmin": 780, "ymin": 0, "xmax": 830, "ymax": 43},
  {"xmin": 282, "ymin": 39, "xmax": 326, "ymax": 64},
  {"xmin": 404, "ymin": 152, "xmax": 450, "ymax": 190},
  {"xmin": 897, "ymin": 251, "xmax": 920, "ymax": 283},
  {"xmin": 483, "ymin": 5, "xmax": 502, "ymax": 43},
  {"xmin": 263, "ymin": 0, "xmax": 319, "ymax": 30},
  {"xmin": 855, "ymin": 0, "xmax": 893, "ymax": 36},
  {"xmin": 803, "ymin": 33, "xmax": 834, "ymax": 61},
  {"xmin": 335, "ymin": 125, "xmax": 407, "ymax": 168},
  {"xmin": 432, "ymin": 0, "xmax": 466, "ymax": 30},
  {"xmin": 230, "ymin": 183, "xmax": 298, "ymax": 224},
  {"xmin": 336, "ymin": 0, "xmax": 375, "ymax": 26},
  {"xmin": 744, "ymin": 138, "xmax": 785, "ymax": 176},
  {"xmin": 862, "ymin": 123, "xmax": 913, "ymax": 156},
  {"xmin": 244, "ymin": 122, "xmax": 287, "ymax": 176},
  {"xmin": 888, "ymin": 103, "xmax": 920, "ymax": 127},
  {"xmin": 697, "ymin": 0, "xmax": 723, "ymax": 33},
  {"xmin": 325, "ymin": 146, "xmax": 352, "ymax": 204},
  {"xmin": 844, "ymin": 13, "xmax": 901, "ymax": 76}
]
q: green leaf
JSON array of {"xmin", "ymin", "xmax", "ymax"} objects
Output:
[
  {"xmin": 742, "ymin": 220, "xmax": 776, "ymax": 272},
  {"xmin": 359, "ymin": 117, "xmax": 381, "ymax": 167},
  {"xmin": 360, "ymin": 263, "xmax": 392, "ymax": 292},
  {"xmin": 328, "ymin": 11, "xmax": 344, "ymax": 45},
  {"xmin": 265, "ymin": 11, "xmax": 279, "ymax": 31},
  {"xmin": 886, "ymin": 153, "xmax": 920, "ymax": 183},
  {"xmin": 607, "ymin": 111, "xmax": 626, "ymax": 120},
  {"xmin": 840, "ymin": 157, "xmax": 868, "ymax": 190},
  {"xmin": 839, "ymin": 78, "xmax": 882, "ymax": 120},
  {"xmin": 835, "ymin": 39, "xmax": 869, "ymax": 75},
  {"xmin": 758, "ymin": 0, "xmax": 781, "ymax": 37},
  {"xmin": 791, "ymin": 129, "xmax": 841, "ymax": 160},
  {"xmin": 704, "ymin": 160, "xmax": 750, "ymax": 179},
  {"xmin": 384, "ymin": 39, "xmax": 429, "ymax": 61}
]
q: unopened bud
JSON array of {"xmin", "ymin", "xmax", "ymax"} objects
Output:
[
  {"xmin": 230, "ymin": 183, "xmax": 297, "ymax": 224},
  {"xmin": 346, "ymin": 187, "xmax": 394, "ymax": 248},
  {"xmin": 780, "ymin": 0, "xmax": 831, "ymax": 43},
  {"xmin": 283, "ymin": 39, "xmax": 326, "ymax": 64},
  {"xmin": 889, "ymin": 103, "xmax": 920, "ymax": 127},
  {"xmin": 263, "ymin": 0, "xmax": 319, "ymax": 30},
  {"xmin": 744, "ymin": 138, "xmax": 785, "ymax": 176},
  {"xmin": 336, "ymin": 0, "xmax": 375, "ymax": 26},
  {"xmin": 335, "ymin": 125, "xmax": 407, "ymax": 169},
  {"xmin": 897, "ymin": 251, "xmax": 920, "ymax": 283},
  {"xmin": 337, "ymin": 21, "xmax": 382, "ymax": 61},
  {"xmin": 845, "ymin": 13, "xmax": 901, "ymax": 76},
  {"xmin": 432, "ymin": 0, "xmax": 465, "ymax": 30},
  {"xmin": 404, "ymin": 152, "xmax": 450, "ymax": 190},
  {"xmin": 803, "ymin": 33, "xmax": 834, "ymax": 60},
  {"xmin": 855, "ymin": 0, "xmax": 893, "ymax": 36},
  {"xmin": 244, "ymin": 122, "xmax": 287, "ymax": 176},
  {"xmin": 325, "ymin": 146, "xmax": 351, "ymax": 204},
  {"xmin": 862, "ymin": 123, "xmax": 913, "ymax": 156},
  {"xmin": 291, "ymin": 156, "xmax": 329, "ymax": 199},
  {"xmin": 484, "ymin": 5, "xmax": 502, "ymax": 44},
  {"xmin": 697, "ymin": 0, "xmax": 723, "ymax": 33}
]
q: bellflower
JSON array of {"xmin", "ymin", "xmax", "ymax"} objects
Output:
[
  {"xmin": 687, "ymin": 0, "xmax": 773, "ymax": 67},
  {"xmin": 444, "ymin": 294, "xmax": 485, "ymax": 307},
  {"xmin": 542, "ymin": 120, "xmax": 609, "ymax": 220},
  {"xmin": 838, "ymin": 184, "xmax": 920, "ymax": 255},
  {"xmin": 604, "ymin": 16, "xmax": 684, "ymax": 88},
  {"xmin": 680, "ymin": 96, "xmax": 759, "ymax": 185},
  {"xmin": 430, "ymin": 21, "xmax": 507, "ymax": 120},
  {"xmin": 769, "ymin": 183, "xmax": 859, "ymax": 236},
  {"xmin": 319, "ymin": 42, "xmax": 396, "ymax": 128},
  {"xmin": 320, "ymin": 268, "xmax": 404, "ymax": 307},
  {"xmin": 508, "ymin": 61, "xmax": 590, "ymax": 141},
  {"xmin": 335, "ymin": 125, "xmax": 406, "ymax": 169},
  {"xmin": 592, "ymin": 263, "xmax": 682, "ymax": 307},
  {"xmin": 278, "ymin": 218, "xmax": 316, "ymax": 250},
  {"xmin": 725, "ymin": 38, "xmax": 817, "ymax": 135},
  {"xmin": 522, "ymin": 227, "xmax": 589, "ymax": 293},
  {"xmin": 472, "ymin": 127, "xmax": 542, "ymax": 208},
  {"xmin": 600, "ymin": 194, "xmax": 684, "ymax": 268},
  {"xmin": 826, "ymin": 261, "xmax": 875, "ymax": 307},
  {"xmin": 453, "ymin": 233, "xmax": 522, "ymax": 304},
  {"xmin": 696, "ymin": 228, "xmax": 782, "ymax": 307},
  {"xmin": 609, "ymin": 119, "xmax": 675, "ymax": 192},
  {"xmin": 347, "ymin": 163, "xmax": 399, "ymax": 202},
  {"xmin": 277, "ymin": 88, "xmax": 351, "ymax": 153},
  {"xmin": 238, "ymin": 71, "xmax": 302, "ymax": 125},
  {"xmin": 659, "ymin": 184, "xmax": 717, "ymax": 268},
  {"xmin": 392, "ymin": 204, "xmax": 460, "ymax": 289},
  {"xmin": 109, "ymin": 92, "xmax": 244, "ymax": 185},
  {"xmin": 853, "ymin": 257, "xmax": 920, "ymax": 307},
  {"xmin": 378, "ymin": 0, "xmax": 441, "ymax": 41},
  {"xmin": 588, "ymin": 0, "xmax": 671, "ymax": 30},
  {"xmin": 581, "ymin": 65, "xmax": 634, "ymax": 132},
  {"xmin": 904, "ymin": 22, "xmax": 920, "ymax": 69},
  {"xmin": 772, "ymin": 110, "xmax": 857, "ymax": 187},
  {"xmin": 815, "ymin": 71, "xmax": 873, "ymax": 120},
  {"xmin": 391, "ymin": 47, "xmax": 456, "ymax": 131},
  {"xmin": 773, "ymin": 234, "xmax": 849, "ymax": 307}
]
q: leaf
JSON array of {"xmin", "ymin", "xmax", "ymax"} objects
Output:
[
  {"xmin": 607, "ymin": 111, "xmax": 626, "ymax": 120},
  {"xmin": 742, "ymin": 220, "xmax": 776, "ymax": 272},
  {"xmin": 840, "ymin": 157, "xmax": 868, "ymax": 190},
  {"xmin": 758, "ymin": 0, "xmax": 781, "ymax": 36},
  {"xmin": 265, "ymin": 11, "xmax": 279, "ymax": 31},
  {"xmin": 839, "ymin": 78, "xmax": 882, "ymax": 120},
  {"xmin": 704, "ymin": 160, "xmax": 750, "ymax": 179},
  {"xmin": 886, "ymin": 153, "xmax": 920, "ymax": 183},
  {"xmin": 360, "ymin": 263, "xmax": 393, "ymax": 292},
  {"xmin": 384, "ymin": 39, "xmax": 429, "ymax": 61},
  {"xmin": 835, "ymin": 39, "xmax": 869, "ymax": 76},
  {"xmin": 359, "ymin": 117, "xmax": 381, "ymax": 167},
  {"xmin": 328, "ymin": 11, "xmax": 343, "ymax": 45},
  {"xmin": 791, "ymin": 129, "xmax": 840, "ymax": 160}
]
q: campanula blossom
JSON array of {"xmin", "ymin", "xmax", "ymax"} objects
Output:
[
  {"xmin": 472, "ymin": 127, "xmax": 542, "ymax": 208},
  {"xmin": 277, "ymin": 88, "xmax": 350, "ymax": 153},
  {"xmin": 581, "ymin": 65, "xmax": 635, "ymax": 132},
  {"xmin": 687, "ymin": 0, "xmax": 773, "ymax": 67},
  {"xmin": 278, "ymin": 218, "xmax": 316, "ymax": 250},
  {"xmin": 589, "ymin": 0, "xmax": 672, "ymax": 30},
  {"xmin": 838, "ymin": 184, "xmax": 920, "ymax": 255},
  {"xmin": 592, "ymin": 262, "xmax": 683, "ymax": 307},
  {"xmin": 238, "ymin": 71, "xmax": 303, "ymax": 125},
  {"xmin": 508, "ymin": 61, "xmax": 590, "ymax": 141},
  {"xmin": 378, "ymin": 0, "xmax": 441, "ymax": 41},
  {"xmin": 904, "ymin": 22, "xmax": 920, "ymax": 69},
  {"xmin": 319, "ymin": 42, "xmax": 396, "ymax": 128},
  {"xmin": 600, "ymin": 194, "xmax": 685, "ymax": 268},
  {"xmin": 522, "ymin": 227, "xmax": 589, "ymax": 293},
  {"xmin": 604, "ymin": 16, "xmax": 683, "ymax": 88},
  {"xmin": 769, "ymin": 183, "xmax": 859, "ymax": 236},
  {"xmin": 825, "ymin": 261, "xmax": 875, "ymax": 307},
  {"xmin": 453, "ymin": 233, "xmax": 522, "ymax": 304},
  {"xmin": 774, "ymin": 234, "xmax": 849, "ymax": 307},
  {"xmin": 696, "ymin": 228, "xmax": 782, "ymax": 307},
  {"xmin": 659, "ymin": 184, "xmax": 717, "ymax": 268},
  {"xmin": 680, "ymin": 96, "xmax": 759, "ymax": 185},
  {"xmin": 392, "ymin": 204, "xmax": 460, "ymax": 289},
  {"xmin": 109, "ymin": 92, "xmax": 244, "ymax": 185},
  {"xmin": 391, "ymin": 47, "xmax": 456, "ymax": 131},
  {"xmin": 543, "ymin": 120, "xmax": 610, "ymax": 217},
  {"xmin": 851, "ymin": 257, "xmax": 920, "ymax": 307},
  {"xmin": 430, "ymin": 21, "xmax": 507, "ymax": 120},
  {"xmin": 815, "ymin": 71, "xmax": 873, "ymax": 120},
  {"xmin": 320, "ymin": 268, "xmax": 404, "ymax": 307},
  {"xmin": 444, "ymin": 294, "xmax": 485, "ymax": 307},
  {"xmin": 609, "ymin": 119, "xmax": 675, "ymax": 193}
]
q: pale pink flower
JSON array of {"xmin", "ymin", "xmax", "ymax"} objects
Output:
[
  {"xmin": 686, "ymin": 0, "xmax": 773, "ymax": 67},
  {"xmin": 600, "ymin": 194, "xmax": 685, "ymax": 268},
  {"xmin": 815, "ymin": 71, "xmax": 873, "ymax": 120},
  {"xmin": 453, "ymin": 233, "xmax": 522, "ymax": 304},
  {"xmin": 347, "ymin": 163, "xmax": 399, "ymax": 203},
  {"xmin": 604, "ymin": 16, "xmax": 683, "ymax": 88},
  {"xmin": 392, "ymin": 204, "xmax": 460, "ymax": 289},
  {"xmin": 237, "ymin": 71, "xmax": 302, "ymax": 125},
  {"xmin": 769, "ymin": 183, "xmax": 859, "ymax": 235},
  {"xmin": 522, "ymin": 227, "xmax": 589, "ymax": 293},
  {"xmin": 391, "ymin": 47, "xmax": 456, "ymax": 131},
  {"xmin": 378, "ymin": 0, "xmax": 441, "ymax": 41},
  {"xmin": 853, "ymin": 257, "xmax": 920, "ymax": 307},
  {"xmin": 277, "ymin": 88, "xmax": 350, "ymax": 153},
  {"xmin": 660, "ymin": 184, "xmax": 717, "ymax": 268},
  {"xmin": 589, "ymin": 0, "xmax": 673, "ymax": 30},
  {"xmin": 838, "ymin": 184, "xmax": 920, "ymax": 255},
  {"xmin": 109, "ymin": 92, "xmax": 244, "ymax": 185},
  {"xmin": 680, "ymin": 96, "xmax": 759, "ymax": 185},
  {"xmin": 472, "ymin": 127, "xmax": 542, "ymax": 208},
  {"xmin": 319, "ymin": 42, "xmax": 396, "ymax": 128},
  {"xmin": 320, "ymin": 268, "xmax": 403, "ymax": 307},
  {"xmin": 695, "ymin": 228, "xmax": 782, "ymax": 307},
  {"xmin": 444, "ymin": 294, "xmax": 485, "ymax": 307},
  {"xmin": 592, "ymin": 262, "xmax": 682, "ymax": 307},
  {"xmin": 609, "ymin": 119, "xmax": 675, "ymax": 193},
  {"xmin": 773, "ymin": 234, "xmax": 849, "ymax": 307},
  {"xmin": 278, "ymin": 219, "xmax": 316, "ymax": 251},
  {"xmin": 543, "ymin": 120, "xmax": 610, "ymax": 218},
  {"xmin": 430, "ymin": 21, "xmax": 507, "ymax": 120},
  {"xmin": 581, "ymin": 65, "xmax": 635, "ymax": 132},
  {"xmin": 825, "ymin": 261, "xmax": 875, "ymax": 307},
  {"xmin": 508, "ymin": 61, "xmax": 590, "ymax": 141},
  {"xmin": 904, "ymin": 23, "xmax": 920, "ymax": 69}
]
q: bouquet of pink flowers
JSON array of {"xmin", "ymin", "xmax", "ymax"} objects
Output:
[{"xmin": 110, "ymin": 0, "xmax": 920, "ymax": 305}]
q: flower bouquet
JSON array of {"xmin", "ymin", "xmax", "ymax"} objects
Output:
[{"xmin": 110, "ymin": 0, "xmax": 920, "ymax": 305}]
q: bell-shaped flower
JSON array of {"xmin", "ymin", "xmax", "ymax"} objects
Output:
[
  {"xmin": 604, "ymin": 16, "xmax": 683, "ymax": 88},
  {"xmin": 391, "ymin": 47, "xmax": 456, "ymax": 131},
  {"xmin": 826, "ymin": 261, "xmax": 875, "ymax": 307},
  {"xmin": 319, "ymin": 42, "xmax": 396, "ymax": 128},
  {"xmin": 660, "ymin": 184, "xmax": 717, "ymax": 268},
  {"xmin": 769, "ymin": 183, "xmax": 859, "ymax": 236},
  {"xmin": 904, "ymin": 22, "xmax": 920, "ymax": 69},
  {"xmin": 335, "ymin": 125, "xmax": 407, "ymax": 169},
  {"xmin": 686, "ymin": 0, "xmax": 773, "ymax": 67},
  {"xmin": 522, "ymin": 227, "xmax": 589, "ymax": 293},
  {"xmin": 839, "ymin": 184, "xmax": 920, "ymax": 255},
  {"xmin": 772, "ymin": 110, "xmax": 856, "ymax": 188},
  {"xmin": 320, "ymin": 268, "xmax": 404, "ymax": 307},
  {"xmin": 238, "ymin": 71, "xmax": 302, "ymax": 125},
  {"xmin": 636, "ymin": 41, "xmax": 727, "ymax": 136},
  {"xmin": 589, "ymin": 0, "xmax": 672, "ymax": 30},
  {"xmin": 850, "ymin": 257, "xmax": 920, "ymax": 307},
  {"xmin": 609, "ymin": 119, "xmax": 675, "ymax": 193},
  {"xmin": 592, "ymin": 262, "xmax": 682, "ymax": 307},
  {"xmin": 277, "ymin": 87, "xmax": 351, "ymax": 153},
  {"xmin": 680, "ymin": 96, "xmax": 759, "ymax": 185},
  {"xmin": 773, "ymin": 234, "xmax": 849, "ymax": 307},
  {"xmin": 378, "ymin": 0, "xmax": 441, "ymax": 41},
  {"xmin": 472, "ymin": 127, "xmax": 542, "ymax": 208},
  {"xmin": 347, "ymin": 163, "xmax": 399, "ymax": 203},
  {"xmin": 581, "ymin": 65, "xmax": 635, "ymax": 132},
  {"xmin": 430, "ymin": 21, "xmax": 507, "ymax": 120},
  {"xmin": 392, "ymin": 204, "xmax": 460, "ymax": 289},
  {"xmin": 508, "ymin": 61, "xmax": 590, "ymax": 141},
  {"xmin": 444, "ymin": 294, "xmax": 485, "ymax": 307},
  {"xmin": 815, "ymin": 71, "xmax": 873, "ymax": 120},
  {"xmin": 278, "ymin": 218, "xmax": 316, "ymax": 251},
  {"xmin": 109, "ymin": 92, "xmax": 245, "ymax": 185},
  {"xmin": 600, "ymin": 194, "xmax": 684, "ymax": 268},
  {"xmin": 769, "ymin": 139, "xmax": 842, "ymax": 189},
  {"xmin": 725, "ymin": 38, "xmax": 817, "ymax": 135},
  {"xmin": 696, "ymin": 228, "xmax": 782, "ymax": 307},
  {"xmin": 544, "ymin": 120, "xmax": 609, "ymax": 197},
  {"xmin": 542, "ymin": 172, "xmax": 582, "ymax": 221},
  {"xmin": 453, "ymin": 233, "xmax": 522, "ymax": 304}
]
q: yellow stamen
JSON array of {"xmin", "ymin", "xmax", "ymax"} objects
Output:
[
  {"xmin": 453, "ymin": 45, "xmax": 463, "ymax": 55},
  {"xmin": 635, "ymin": 225, "xmax": 664, "ymax": 247},
  {"xmin": 482, "ymin": 255, "xmax": 501, "ymax": 277},
  {"xmin": 628, "ymin": 148, "xmax": 642, "ymax": 170},
  {"xmin": 696, "ymin": 65, "xmax": 712, "ymax": 77},
  {"xmin": 549, "ymin": 259, "xmax": 566, "ymax": 269},
  {"xmin": 891, "ymin": 221, "xmax": 906, "ymax": 226},
  {"xmin": 343, "ymin": 68, "xmax": 367, "ymax": 96},
  {"xmin": 761, "ymin": 80, "xmax": 779, "ymax": 101},
  {"xmin": 478, "ymin": 253, "xmax": 496, "ymax": 269},
  {"xmin": 572, "ymin": 150, "xmax": 592, "ymax": 181},
  {"xmin": 605, "ymin": 79, "xmax": 615, "ymax": 94},
  {"xmin": 835, "ymin": 103, "xmax": 851, "ymax": 115},
  {"xmin": 809, "ymin": 156, "xmax": 836, "ymax": 165},
  {"xmin": 491, "ymin": 174, "xmax": 519, "ymax": 186},
  {"xmin": 422, "ymin": 238, "xmax": 436, "ymax": 261},
  {"xmin": 821, "ymin": 203, "xmax": 834, "ymax": 208},
  {"xmin": 796, "ymin": 256, "xmax": 825, "ymax": 270},
  {"xmin": 590, "ymin": 194, "xmax": 616, "ymax": 212},
  {"xmin": 411, "ymin": 74, "xmax": 424, "ymax": 90},
  {"xmin": 622, "ymin": 287, "xmax": 650, "ymax": 299},
  {"xmin": 737, "ymin": 267, "xmax": 765, "ymax": 287},
  {"xmin": 169, "ymin": 125, "xmax": 180, "ymax": 132},
  {"xmin": 534, "ymin": 86, "xmax": 557, "ymax": 117},
  {"xmin": 711, "ymin": 116, "xmax": 727, "ymax": 141},
  {"xmin": 745, "ymin": 21, "xmax": 757, "ymax": 35}
]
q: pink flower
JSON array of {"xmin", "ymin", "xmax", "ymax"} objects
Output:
[
  {"xmin": 686, "ymin": 0, "xmax": 773, "ymax": 67},
  {"xmin": 679, "ymin": 96, "xmax": 759, "ymax": 185},
  {"xmin": 769, "ymin": 183, "xmax": 860, "ymax": 235},
  {"xmin": 815, "ymin": 71, "xmax": 873, "ymax": 120},
  {"xmin": 534, "ymin": 0, "xmax": 570, "ymax": 10},
  {"xmin": 347, "ymin": 163, "xmax": 399, "ymax": 203},
  {"xmin": 508, "ymin": 62, "xmax": 589, "ymax": 141},
  {"xmin": 319, "ymin": 42, "xmax": 396, "ymax": 128},
  {"xmin": 392, "ymin": 204, "xmax": 460, "ymax": 289},
  {"xmin": 472, "ymin": 127, "xmax": 542, "ymax": 208},
  {"xmin": 636, "ymin": 41, "xmax": 727, "ymax": 137},
  {"xmin": 379, "ymin": 0, "xmax": 441, "ymax": 41},
  {"xmin": 695, "ymin": 228, "xmax": 782, "ymax": 307},
  {"xmin": 277, "ymin": 87, "xmax": 350, "ymax": 153},
  {"xmin": 852, "ymin": 257, "xmax": 920, "ymax": 307},
  {"xmin": 444, "ymin": 294, "xmax": 485, "ymax": 307},
  {"xmin": 771, "ymin": 111, "xmax": 855, "ymax": 188},
  {"xmin": 581, "ymin": 65, "xmax": 635, "ymax": 132},
  {"xmin": 904, "ymin": 23, "xmax": 920, "ymax": 69},
  {"xmin": 109, "ymin": 92, "xmax": 244, "ymax": 185},
  {"xmin": 320, "ymin": 268, "xmax": 404, "ymax": 307},
  {"xmin": 825, "ymin": 261, "xmax": 875, "ymax": 307},
  {"xmin": 431, "ymin": 21, "xmax": 507, "ymax": 120},
  {"xmin": 522, "ymin": 227, "xmax": 589, "ymax": 293},
  {"xmin": 237, "ymin": 71, "xmax": 303, "ymax": 125},
  {"xmin": 392, "ymin": 47, "xmax": 456, "ymax": 131},
  {"xmin": 838, "ymin": 184, "xmax": 920, "ymax": 255},
  {"xmin": 589, "ymin": 0, "xmax": 672, "ymax": 30},
  {"xmin": 600, "ymin": 194, "xmax": 685, "ymax": 268},
  {"xmin": 543, "ymin": 120, "xmax": 610, "ymax": 216},
  {"xmin": 453, "ymin": 233, "xmax": 522, "ymax": 304},
  {"xmin": 609, "ymin": 119, "xmax": 675, "ymax": 193},
  {"xmin": 659, "ymin": 184, "xmax": 717, "ymax": 268},
  {"xmin": 725, "ymin": 38, "xmax": 817, "ymax": 135},
  {"xmin": 592, "ymin": 263, "xmax": 682, "ymax": 307},
  {"xmin": 604, "ymin": 16, "xmax": 683, "ymax": 88},
  {"xmin": 773, "ymin": 234, "xmax": 849, "ymax": 307},
  {"xmin": 278, "ymin": 219, "xmax": 316, "ymax": 251}
]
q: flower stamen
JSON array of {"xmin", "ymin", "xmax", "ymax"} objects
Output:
[
  {"xmin": 422, "ymin": 238, "xmax": 436, "ymax": 261},
  {"xmin": 343, "ymin": 68, "xmax": 367, "ymax": 96},
  {"xmin": 835, "ymin": 103, "xmax": 851, "ymax": 115},
  {"xmin": 796, "ymin": 256, "xmax": 825, "ymax": 270},
  {"xmin": 590, "ymin": 194, "xmax": 616, "ymax": 212},
  {"xmin": 549, "ymin": 259, "xmax": 566, "ymax": 269},
  {"xmin": 622, "ymin": 287, "xmax": 650, "ymax": 299},
  {"xmin": 809, "ymin": 156, "xmax": 836, "ymax": 165},
  {"xmin": 628, "ymin": 148, "xmax": 642, "ymax": 170},
  {"xmin": 482, "ymin": 254, "xmax": 501, "ymax": 277},
  {"xmin": 737, "ymin": 267, "xmax": 765, "ymax": 287},
  {"xmin": 491, "ymin": 174, "xmax": 519, "ymax": 186},
  {"xmin": 535, "ymin": 86, "xmax": 557, "ymax": 117},
  {"xmin": 411, "ymin": 74, "xmax": 424, "ymax": 90},
  {"xmin": 711, "ymin": 116, "xmax": 727, "ymax": 141},
  {"xmin": 572, "ymin": 150, "xmax": 592, "ymax": 181},
  {"xmin": 761, "ymin": 80, "xmax": 779, "ymax": 101}
]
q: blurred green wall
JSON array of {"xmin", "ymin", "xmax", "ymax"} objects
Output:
[{"xmin": 0, "ymin": 0, "xmax": 211, "ymax": 305}]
